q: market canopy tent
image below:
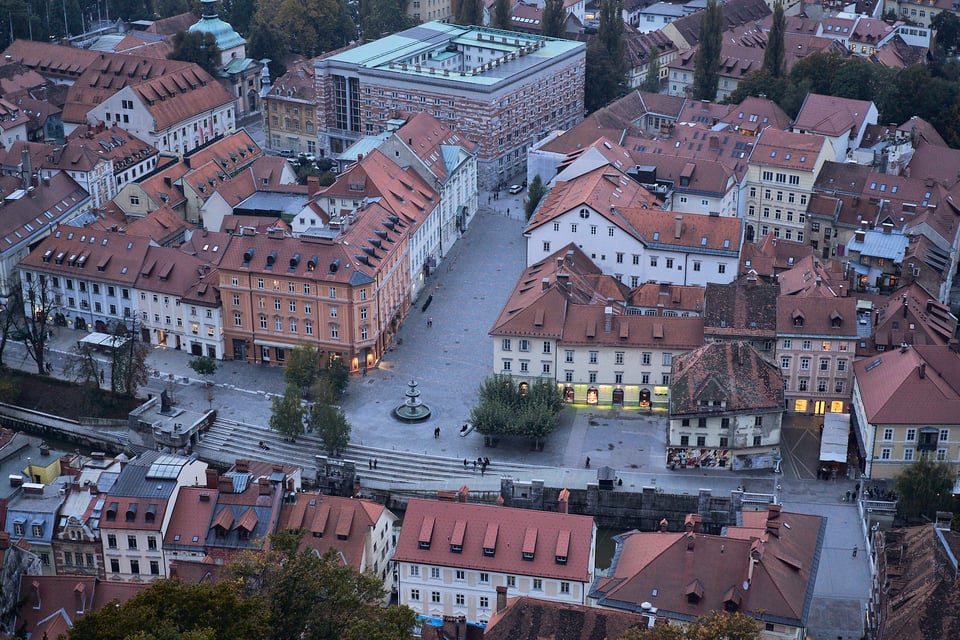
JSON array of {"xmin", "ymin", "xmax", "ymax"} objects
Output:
[
  {"xmin": 78, "ymin": 332, "xmax": 130, "ymax": 350},
  {"xmin": 819, "ymin": 412, "xmax": 850, "ymax": 463}
]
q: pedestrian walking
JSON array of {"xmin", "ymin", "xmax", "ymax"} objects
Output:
[
  {"xmin": 427, "ymin": 317, "xmax": 433, "ymax": 328},
  {"xmin": 506, "ymin": 207, "xmax": 510, "ymax": 216},
  {"xmin": 481, "ymin": 464, "xmax": 485, "ymax": 477},
  {"xmin": 484, "ymin": 457, "xmax": 490, "ymax": 467},
  {"xmin": 362, "ymin": 366, "xmax": 367, "ymax": 377},
  {"xmin": 464, "ymin": 458, "xmax": 468, "ymax": 468},
  {"xmin": 434, "ymin": 426, "xmax": 440, "ymax": 438},
  {"xmin": 99, "ymin": 368, "xmax": 105, "ymax": 383},
  {"xmin": 846, "ymin": 490, "xmax": 852, "ymax": 502},
  {"xmin": 585, "ymin": 456, "xmax": 591, "ymax": 468},
  {"xmin": 473, "ymin": 460, "xmax": 478, "ymax": 472},
  {"xmin": 852, "ymin": 545, "xmax": 858, "ymax": 558},
  {"xmin": 374, "ymin": 459, "xmax": 378, "ymax": 469},
  {"xmin": 369, "ymin": 459, "xmax": 373, "ymax": 470}
]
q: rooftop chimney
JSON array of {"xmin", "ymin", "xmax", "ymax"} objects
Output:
[
  {"xmin": 542, "ymin": 277, "xmax": 551, "ymax": 291},
  {"xmin": 604, "ymin": 306, "xmax": 614, "ymax": 333},
  {"xmin": 558, "ymin": 488, "xmax": 570, "ymax": 514},
  {"xmin": 20, "ymin": 147, "xmax": 32, "ymax": 190},
  {"xmin": 496, "ymin": 586, "xmax": 508, "ymax": 613},
  {"xmin": 882, "ymin": 222, "xmax": 893, "ymax": 234},
  {"xmin": 685, "ymin": 531, "xmax": 695, "ymax": 551},
  {"xmin": 205, "ymin": 468, "xmax": 218, "ymax": 489},
  {"xmin": 74, "ymin": 583, "xmax": 86, "ymax": 614},
  {"xmin": 307, "ymin": 176, "xmax": 320, "ymax": 198},
  {"xmin": 258, "ymin": 477, "xmax": 272, "ymax": 495},
  {"xmin": 659, "ymin": 518, "xmax": 668, "ymax": 532},
  {"xmin": 674, "ymin": 215, "xmax": 683, "ymax": 240},
  {"xmin": 919, "ymin": 363, "xmax": 926, "ymax": 379}
]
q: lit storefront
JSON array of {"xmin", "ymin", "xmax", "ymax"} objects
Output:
[
  {"xmin": 793, "ymin": 398, "xmax": 846, "ymax": 415},
  {"xmin": 558, "ymin": 383, "xmax": 669, "ymax": 410}
]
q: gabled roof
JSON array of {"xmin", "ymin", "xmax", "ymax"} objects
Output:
[
  {"xmin": 870, "ymin": 283, "xmax": 958, "ymax": 351},
  {"xmin": 21, "ymin": 228, "xmax": 151, "ymax": 286},
  {"xmin": 704, "ymin": 274, "xmax": 780, "ymax": 336},
  {"xmin": 526, "ymin": 165, "xmax": 657, "ymax": 232},
  {"xmin": 129, "ymin": 67, "xmax": 234, "ymax": 131},
  {"xmin": 776, "ymin": 255, "xmax": 845, "ymax": 297},
  {"xmin": 394, "ymin": 498, "xmax": 595, "ymax": 582},
  {"xmin": 854, "ymin": 344, "xmax": 960, "ymax": 425},
  {"xmin": 15, "ymin": 575, "xmax": 148, "ymax": 637},
  {"xmin": 792, "ymin": 93, "xmax": 875, "ymax": 138},
  {"xmin": 776, "ymin": 295, "xmax": 858, "ymax": 337},
  {"xmin": 720, "ymin": 96, "xmax": 791, "ymax": 133},
  {"xmin": 749, "ymin": 128, "xmax": 830, "ymax": 170},
  {"xmin": 185, "ymin": 129, "xmax": 263, "ymax": 175},
  {"xmin": 591, "ymin": 508, "xmax": 824, "ymax": 629},
  {"xmin": 279, "ymin": 492, "xmax": 392, "ymax": 571},
  {"xmin": 484, "ymin": 596, "xmax": 651, "ymax": 640},
  {"xmin": 663, "ymin": 0, "xmax": 771, "ymax": 49},
  {"xmin": 670, "ymin": 341, "xmax": 783, "ymax": 415},
  {"xmin": 629, "ymin": 282, "xmax": 705, "ymax": 313},
  {"xmin": 393, "ymin": 111, "xmax": 478, "ymax": 183},
  {"xmin": 0, "ymin": 172, "xmax": 91, "ymax": 253}
]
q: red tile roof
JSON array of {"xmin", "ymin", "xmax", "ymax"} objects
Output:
[
  {"xmin": 484, "ymin": 596, "xmax": 650, "ymax": 640},
  {"xmin": 393, "ymin": 111, "xmax": 478, "ymax": 183},
  {"xmin": 777, "ymin": 295, "xmax": 858, "ymax": 337},
  {"xmin": 19, "ymin": 228, "xmax": 152, "ymax": 286},
  {"xmin": 749, "ymin": 128, "xmax": 830, "ymax": 170},
  {"xmin": 164, "ymin": 486, "xmax": 219, "ymax": 548},
  {"xmin": 792, "ymin": 93, "xmax": 875, "ymax": 138},
  {"xmin": 592, "ymin": 508, "xmax": 824, "ymax": 629},
  {"xmin": 526, "ymin": 165, "xmax": 658, "ymax": 232},
  {"xmin": 854, "ymin": 344, "xmax": 960, "ymax": 425},
  {"xmin": 15, "ymin": 576, "xmax": 148, "ymax": 637},
  {"xmin": 670, "ymin": 341, "xmax": 784, "ymax": 415},
  {"xmin": 279, "ymin": 492, "xmax": 390, "ymax": 571},
  {"xmin": 394, "ymin": 498, "xmax": 595, "ymax": 582},
  {"xmin": 130, "ymin": 67, "xmax": 234, "ymax": 131}
]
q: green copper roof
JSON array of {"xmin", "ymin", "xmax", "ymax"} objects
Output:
[{"xmin": 189, "ymin": 0, "xmax": 246, "ymax": 52}]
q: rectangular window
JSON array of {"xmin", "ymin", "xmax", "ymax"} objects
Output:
[
  {"xmin": 431, "ymin": 567, "xmax": 440, "ymax": 579},
  {"xmin": 543, "ymin": 341, "xmax": 551, "ymax": 354},
  {"xmin": 533, "ymin": 578, "xmax": 543, "ymax": 590},
  {"xmin": 130, "ymin": 560, "xmax": 140, "ymax": 575},
  {"xmin": 456, "ymin": 569, "xmax": 465, "ymax": 581},
  {"xmin": 480, "ymin": 596, "xmax": 489, "ymax": 608},
  {"xmin": 615, "ymin": 351, "xmax": 624, "ymax": 365},
  {"xmin": 941, "ymin": 429, "xmax": 950, "ymax": 442},
  {"xmin": 883, "ymin": 428, "xmax": 894, "ymax": 441},
  {"xmin": 507, "ymin": 575, "xmax": 516, "ymax": 588},
  {"xmin": 110, "ymin": 559, "xmax": 120, "ymax": 573},
  {"xmin": 456, "ymin": 593, "xmax": 465, "ymax": 605},
  {"xmin": 480, "ymin": 572, "xmax": 489, "ymax": 583},
  {"xmin": 519, "ymin": 339, "xmax": 530, "ymax": 352},
  {"xmin": 431, "ymin": 591, "xmax": 441, "ymax": 603},
  {"xmin": 502, "ymin": 338, "xmax": 512, "ymax": 351},
  {"xmin": 904, "ymin": 448, "xmax": 914, "ymax": 461},
  {"xmin": 906, "ymin": 428, "xmax": 916, "ymax": 441},
  {"xmin": 127, "ymin": 535, "xmax": 137, "ymax": 549},
  {"xmin": 565, "ymin": 350, "xmax": 574, "ymax": 363},
  {"xmin": 881, "ymin": 447, "xmax": 891, "ymax": 460}
]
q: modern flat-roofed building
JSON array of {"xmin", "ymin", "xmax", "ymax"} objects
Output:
[{"xmin": 314, "ymin": 21, "xmax": 585, "ymax": 188}]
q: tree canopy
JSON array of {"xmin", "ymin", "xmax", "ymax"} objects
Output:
[
  {"xmin": 692, "ymin": 0, "xmax": 723, "ymax": 101},
  {"xmin": 525, "ymin": 174, "xmax": 546, "ymax": 219},
  {"xmin": 584, "ymin": 0, "xmax": 628, "ymax": 113},
  {"xmin": 620, "ymin": 611, "xmax": 761, "ymax": 640},
  {"xmin": 269, "ymin": 385, "xmax": 304, "ymax": 439},
  {"xmin": 493, "ymin": 0, "xmax": 512, "ymax": 30},
  {"xmin": 361, "ymin": 0, "xmax": 414, "ymax": 40},
  {"xmin": 470, "ymin": 374, "xmax": 564, "ymax": 447},
  {"xmin": 762, "ymin": 1, "xmax": 786, "ymax": 79},
  {"xmin": 541, "ymin": 0, "xmax": 566, "ymax": 38},
  {"xmin": 643, "ymin": 47, "xmax": 662, "ymax": 93},
  {"xmin": 68, "ymin": 535, "xmax": 418, "ymax": 640},
  {"xmin": 169, "ymin": 31, "xmax": 222, "ymax": 76},
  {"xmin": 307, "ymin": 402, "xmax": 352, "ymax": 455},
  {"xmin": 453, "ymin": 0, "xmax": 483, "ymax": 26},
  {"xmin": 270, "ymin": 0, "xmax": 356, "ymax": 57},
  {"xmin": 895, "ymin": 457, "xmax": 956, "ymax": 523}
]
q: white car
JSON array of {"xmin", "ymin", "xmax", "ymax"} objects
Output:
[{"xmin": 509, "ymin": 184, "xmax": 524, "ymax": 194}]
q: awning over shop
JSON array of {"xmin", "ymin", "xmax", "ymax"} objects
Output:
[{"xmin": 820, "ymin": 412, "xmax": 850, "ymax": 463}]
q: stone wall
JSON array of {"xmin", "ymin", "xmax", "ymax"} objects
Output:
[{"xmin": 500, "ymin": 478, "xmax": 743, "ymax": 534}]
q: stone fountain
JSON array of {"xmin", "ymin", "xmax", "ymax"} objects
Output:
[{"xmin": 393, "ymin": 379, "xmax": 432, "ymax": 422}]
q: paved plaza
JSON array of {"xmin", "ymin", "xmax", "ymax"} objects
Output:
[{"xmin": 14, "ymin": 204, "xmax": 871, "ymax": 639}]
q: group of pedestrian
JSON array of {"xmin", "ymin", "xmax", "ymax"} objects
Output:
[
  {"xmin": 434, "ymin": 426, "xmax": 441, "ymax": 438},
  {"xmin": 426, "ymin": 317, "xmax": 433, "ymax": 328},
  {"xmin": 368, "ymin": 458, "xmax": 378, "ymax": 469},
  {"xmin": 466, "ymin": 456, "xmax": 491, "ymax": 475}
]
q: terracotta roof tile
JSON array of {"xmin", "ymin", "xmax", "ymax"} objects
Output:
[
  {"xmin": 394, "ymin": 498, "xmax": 594, "ymax": 582},
  {"xmin": 670, "ymin": 341, "xmax": 784, "ymax": 414}
]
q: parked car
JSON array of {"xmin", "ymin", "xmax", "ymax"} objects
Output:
[
  {"xmin": 278, "ymin": 149, "xmax": 294, "ymax": 158},
  {"xmin": 509, "ymin": 184, "xmax": 524, "ymax": 194},
  {"xmin": 298, "ymin": 152, "xmax": 316, "ymax": 162}
]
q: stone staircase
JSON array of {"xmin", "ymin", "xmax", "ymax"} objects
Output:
[{"xmin": 194, "ymin": 417, "xmax": 549, "ymax": 487}]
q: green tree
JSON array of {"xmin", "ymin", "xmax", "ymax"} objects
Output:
[
  {"xmin": 361, "ymin": 0, "xmax": 414, "ymax": 39},
  {"xmin": 248, "ymin": 12, "xmax": 288, "ymax": 79},
  {"xmin": 620, "ymin": 611, "xmax": 760, "ymax": 640},
  {"xmin": 470, "ymin": 374, "xmax": 564, "ymax": 448},
  {"xmin": 453, "ymin": 0, "xmax": 482, "ymax": 25},
  {"xmin": 584, "ymin": 0, "xmax": 628, "ymax": 112},
  {"xmin": 525, "ymin": 174, "xmax": 546, "ymax": 219},
  {"xmin": 643, "ymin": 46, "xmax": 662, "ymax": 93},
  {"xmin": 188, "ymin": 356, "xmax": 218, "ymax": 380},
  {"xmin": 931, "ymin": 10, "xmax": 960, "ymax": 57},
  {"xmin": 492, "ymin": 0, "xmax": 511, "ymax": 30},
  {"xmin": 225, "ymin": 540, "xmax": 416, "ymax": 640},
  {"xmin": 227, "ymin": 0, "xmax": 259, "ymax": 34},
  {"xmin": 168, "ymin": 30, "xmax": 222, "ymax": 76},
  {"xmin": 284, "ymin": 345, "xmax": 320, "ymax": 395},
  {"xmin": 67, "ymin": 578, "xmax": 269, "ymax": 640},
  {"xmin": 895, "ymin": 457, "xmax": 956, "ymax": 523},
  {"xmin": 307, "ymin": 402, "xmax": 351, "ymax": 455},
  {"xmin": 692, "ymin": 0, "xmax": 723, "ymax": 101},
  {"xmin": 269, "ymin": 385, "xmax": 304, "ymax": 440},
  {"xmin": 320, "ymin": 356, "xmax": 350, "ymax": 396},
  {"xmin": 541, "ymin": 0, "xmax": 565, "ymax": 38},
  {"xmin": 788, "ymin": 51, "xmax": 842, "ymax": 96},
  {"xmin": 830, "ymin": 57, "xmax": 886, "ymax": 101},
  {"xmin": 763, "ymin": 0, "xmax": 786, "ymax": 79},
  {"xmin": 724, "ymin": 68, "xmax": 787, "ymax": 106},
  {"xmin": 274, "ymin": 0, "xmax": 356, "ymax": 57},
  {"xmin": 0, "ymin": 283, "xmax": 22, "ymax": 368}
]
